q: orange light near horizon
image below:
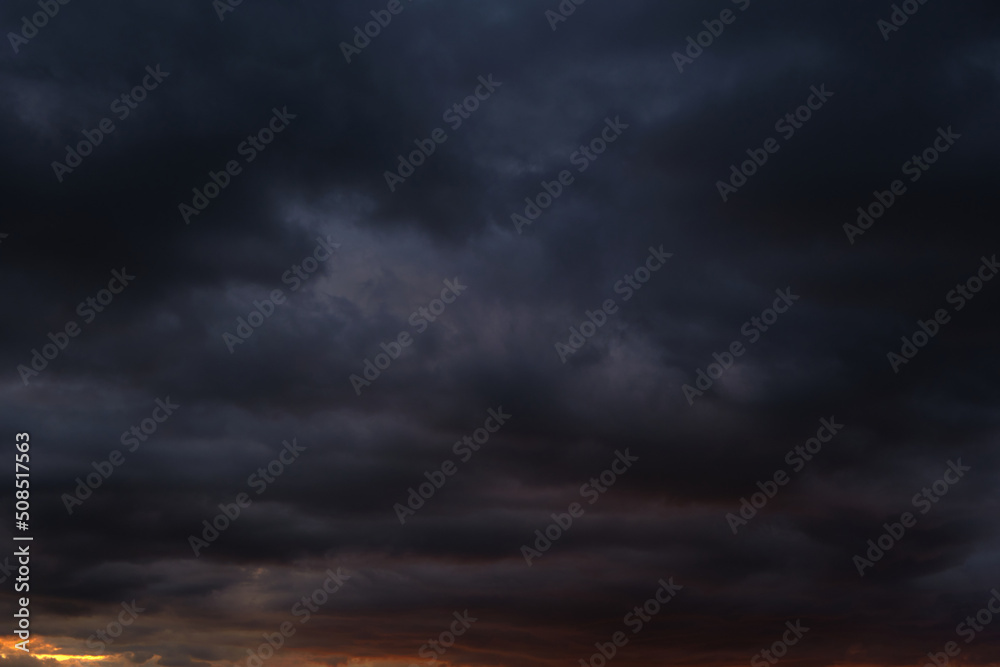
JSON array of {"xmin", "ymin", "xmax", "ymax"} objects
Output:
[
  {"xmin": 0, "ymin": 635, "xmax": 112, "ymax": 663},
  {"xmin": 19, "ymin": 654, "xmax": 105, "ymax": 662}
]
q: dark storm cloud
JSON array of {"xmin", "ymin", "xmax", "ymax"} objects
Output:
[{"xmin": 0, "ymin": 0, "xmax": 999, "ymax": 665}]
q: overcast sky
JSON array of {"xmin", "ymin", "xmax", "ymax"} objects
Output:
[{"xmin": 1, "ymin": 0, "xmax": 999, "ymax": 666}]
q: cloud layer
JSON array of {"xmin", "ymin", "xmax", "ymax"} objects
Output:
[{"xmin": 1, "ymin": 0, "xmax": 999, "ymax": 665}]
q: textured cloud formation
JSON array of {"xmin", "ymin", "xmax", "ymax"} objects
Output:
[{"xmin": 1, "ymin": 0, "xmax": 999, "ymax": 666}]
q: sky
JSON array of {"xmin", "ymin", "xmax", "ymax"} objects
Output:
[{"xmin": 1, "ymin": 0, "xmax": 1000, "ymax": 666}]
